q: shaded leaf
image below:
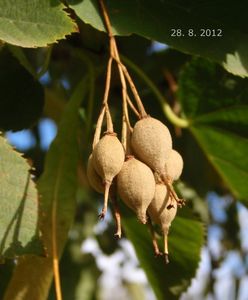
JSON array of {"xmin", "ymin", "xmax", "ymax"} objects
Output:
[
  {"xmin": 0, "ymin": 135, "xmax": 42, "ymax": 258},
  {"xmin": 0, "ymin": 48, "xmax": 44, "ymax": 131},
  {"xmin": 69, "ymin": 0, "xmax": 248, "ymax": 77},
  {"xmin": 0, "ymin": 259, "xmax": 15, "ymax": 296},
  {"xmin": 122, "ymin": 202, "xmax": 204, "ymax": 300},
  {"xmin": 8, "ymin": 45, "xmax": 37, "ymax": 77},
  {"xmin": 178, "ymin": 58, "xmax": 248, "ymax": 201},
  {"xmin": 3, "ymin": 77, "xmax": 88, "ymax": 300},
  {"xmin": 0, "ymin": 0, "xmax": 77, "ymax": 48},
  {"xmin": 179, "ymin": 129, "xmax": 223, "ymax": 197}
]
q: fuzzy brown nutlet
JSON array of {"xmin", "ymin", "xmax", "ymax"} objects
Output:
[
  {"xmin": 92, "ymin": 134, "xmax": 125, "ymax": 218},
  {"xmin": 117, "ymin": 156, "xmax": 156, "ymax": 224},
  {"xmin": 164, "ymin": 149, "xmax": 184, "ymax": 182},
  {"xmin": 131, "ymin": 117, "xmax": 173, "ymax": 175}
]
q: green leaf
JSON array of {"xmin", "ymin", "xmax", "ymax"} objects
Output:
[
  {"xmin": 122, "ymin": 201, "xmax": 204, "ymax": 300},
  {"xmin": 8, "ymin": 46, "xmax": 37, "ymax": 77},
  {"xmin": 178, "ymin": 58, "xmax": 248, "ymax": 202},
  {"xmin": 68, "ymin": 0, "xmax": 248, "ymax": 77},
  {"xmin": 0, "ymin": 0, "xmax": 77, "ymax": 48},
  {"xmin": 0, "ymin": 135, "xmax": 43, "ymax": 258},
  {"xmin": 3, "ymin": 77, "xmax": 88, "ymax": 300},
  {"xmin": 0, "ymin": 48, "xmax": 44, "ymax": 131}
]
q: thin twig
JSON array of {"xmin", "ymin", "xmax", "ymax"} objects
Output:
[
  {"xmin": 102, "ymin": 57, "xmax": 114, "ymax": 133},
  {"xmin": 163, "ymin": 70, "xmax": 178, "ymax": 93},
  {"xmin": 162, "ymin": 174, "xmax": 186, "ymax": 207},
  {"xmin": 109, "ymin": 185, "xmax": 122, "ymax": 238},
  {"xmin": 125, "ymin": 125, "xmax": 132, "ymax": 156},
  {"xmin": 102, "ymin": 57, "xmax": 113, "ymax": 106},
  {"xmin": 111, "ymin": 196, "xmax": 122, "ymax": 238},
  {"xmin": 109, "ymin": 38, "xmax": 132, "ymax": 134},
  {"xmin": 122, "ymin": 97, "xmax": 133, "ymax": 133},
  {"xmin": 147, "ymin": 216, "xmax": 162, "ymax": 256},
  {"xmin": 121, "ymin": 115, "xmax": 127, "ymax": 151},
  {"xmin": 112, "ymin": 42, "xmax": 147, "ymax": 118},
  {"xmin": 92, "ymin": 56, "xmax": 114, "ymax": 148},
  {"xmin": 92, "ymin": 106, "xmax": 106, "ymax": 149},
  {"xmin": 126, "ymin": 94, "xmax": 141, "ymax": 118},
  {"xmin": 118, "ymin": 61, "xmax": 147, "ymax": 118},
  {"xmin": 99, "ymin": 0, "xmax": 114, "ymax": 39},
  {"xmin": 99, "ymin": 0, "xmax": 147, "ymax": 119},
  {"xmin": 105, "ymin": 105, "xmax": 114, "ymax": 133},
  {"xmin": 121, "ymin": 55, "xmax": 189, "ymax": 128},
  {"xmin": 52, "ymin": 182, "xmax": 62, "ymax": 300},
  {"xmin": 114, "ymin": 57, "xmax": 132, "ymax": 133}
]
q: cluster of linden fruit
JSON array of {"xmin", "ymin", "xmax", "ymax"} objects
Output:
[{"xmin": 87, "ymin": 116, "xmax": 184, "ymax": 263}]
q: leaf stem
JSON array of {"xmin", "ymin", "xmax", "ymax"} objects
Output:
[
  {"xmin": 51, "ymin": 77, "xmax": 89, "ymax": 300},
  {"xmin": 52, "ymin": 164, "xmax": 63, "ymax": 300},
  {"xmin": 121, "ymin": 55, "xmax": 189, "ymax": 128}
]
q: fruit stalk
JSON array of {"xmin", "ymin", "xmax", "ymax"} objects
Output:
[
  {"xmin": 121, "ymin": 54, "xmax": 189, "ymax": 128},
  {"xmin": 92, "ymin": 106, "xmax": 106, "ymax": 149},
  {"xmin": 99, "ymin": 0, "xmax": 147, "ymax": 119},
  {"xmin": 109, "ymin": 190, "xmax": 122, "ymax": 238},
  {"xmin": 111, "ymin": 39, "xmax": 132, "ymax": 135},
  {"xmin": 147, "ymin": 217, "xmax": 162, "ymax": 257},
  {"xmin": 126, "ymin": 94, "xmax": 140, "ymax": 119},
  {"xmin": 102, "ymin": 57, "xmax": 114, "ymax": 133},
  {"xmin": 98, "ymin": 181, "xmax": 111, "ymax": 219}
]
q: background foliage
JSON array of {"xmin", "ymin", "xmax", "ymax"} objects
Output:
[{"xmin": 0, "ymin": 0, "xmax": 247, "ymax": 299}]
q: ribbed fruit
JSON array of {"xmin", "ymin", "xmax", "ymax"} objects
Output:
[
  {"xmin": 131, "ymin": 117, "xmax": 172, "ymax": 175},
  {"xmin": 92, "ymin": 134, "xmax": 125, "ymax": 218},
  {"xmin": 87, "ymin": 154, "xmax": 104, "ymax": 194},
  {"xmin": 164, "ymin": 149, "xmax": 183, "ymax": 182},
  {"xmin": 117, "ymin": 156, "xmax": 155, "ymax": 224},
  {"xmin": 148, "ymin": 183, "xmax": 177, "ymax": 263}
]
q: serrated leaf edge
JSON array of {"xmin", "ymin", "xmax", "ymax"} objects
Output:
[{"xmin": 0, "ymin": 134, "xmax": 44, "ymax": 257}]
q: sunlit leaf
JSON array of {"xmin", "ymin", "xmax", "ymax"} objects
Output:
[
  {"xmin": 122, "ymin": 202, "xmax": 204, "ymax": 300},
  {"xmin": 0, "ymin": 0, "xmax": 77, "ymax": 47},
  {"xmin": 0, "ymin": 135, "xmax": 43, "ymax": 258},
  {"xmin": 3, "ymin": 77, "xmax": 88, "ymax": 300}
]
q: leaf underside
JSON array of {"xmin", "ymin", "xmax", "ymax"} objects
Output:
[
  {"xmin": 121, "ymin": 202, "xmax": 204, "ymax": 300},
  {"xmin": 69, "ymin": 0, "xmax": 248, "ymax": 77},
  {"xmin": 3, "ymin": 78, "xmax": 88, "ymax": 300},
  {"xmin": 178, "ymin": 58, "xmax": 248, "ymax": 202},
  {"xmin": 0, "ymin": 135, "xmax": 43, "ymax": 259}
]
